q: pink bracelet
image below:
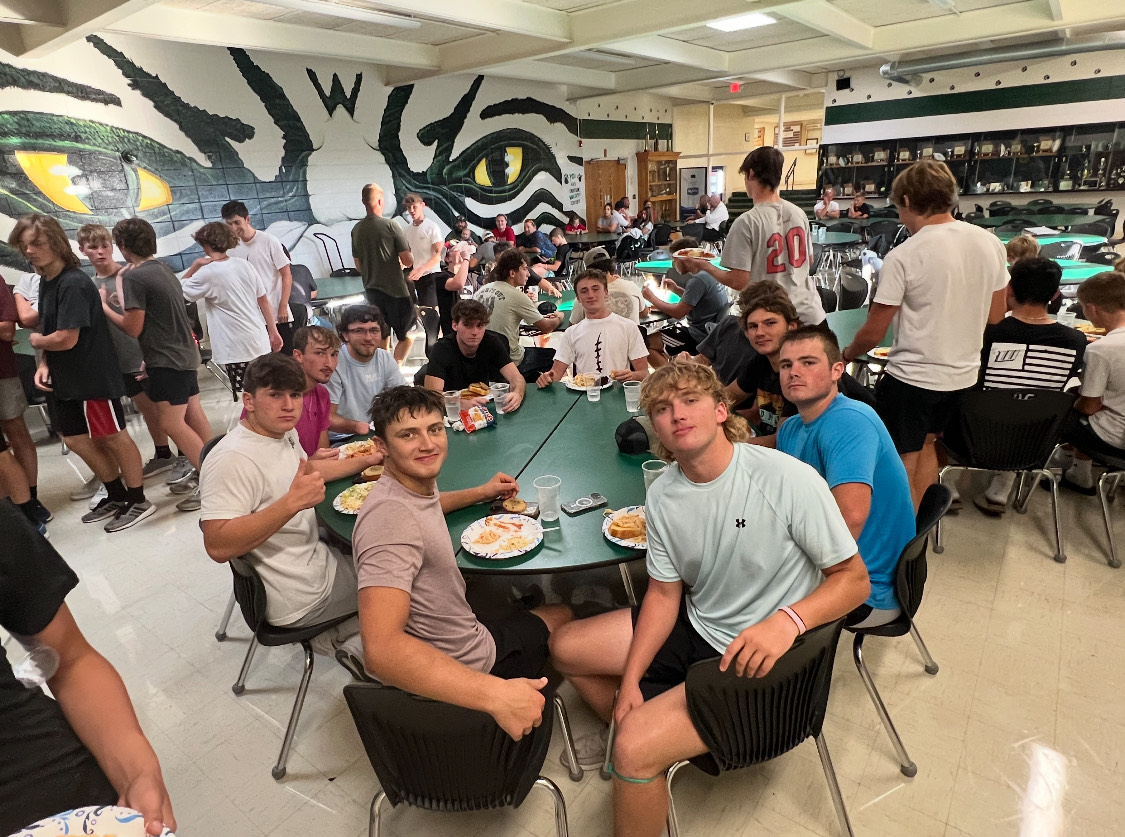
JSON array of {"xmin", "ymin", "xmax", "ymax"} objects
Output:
[{"xmin": 779, "ymin": 606, "xmax": 806, "ymax": 635}]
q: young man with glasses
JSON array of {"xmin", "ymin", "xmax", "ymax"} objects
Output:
[{"xmin": 327, "ymin": 305, "xmax": 405, "ymax": 436}]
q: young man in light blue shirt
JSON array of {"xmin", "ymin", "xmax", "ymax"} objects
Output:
[
  {"xmin": 549, "ymin": 361, "xmax": 869, "ymax": 837},
  {"xmin": 776, "ymin": 325, "xmax": 915, "ymax": 627},
  {"xmin": 327, "ymin": 305, "xmax": 406, "ymax": 435}
]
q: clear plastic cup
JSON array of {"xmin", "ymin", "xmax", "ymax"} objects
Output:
[
  {"xmin": 624, "ymin": 381, "xmax": 642, "ymax": 412},
  {"xmin": 534, "ymin": 475, "xmax": 562, "ymax": 521},
  {"xmin": 1057, "ymin": 311, "xmax": 1078, "ymax": 326},
  {"xmin": 642, "ymin": 459, "xmax": 667, "ymax": 492},
  {"xmin": 443, "ymin": 390, "xmax": 461, "ymax": 423},
  {"xmin": 585, "ymin": 375, "xmax": 601, "ymax": 402},
  {"xmin": 490, "ymin": 382, "xmax": 510, "ymax": 412}
]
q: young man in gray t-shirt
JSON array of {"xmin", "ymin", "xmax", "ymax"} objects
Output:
[{"xmin": 352, "ymin": 386, "xmax": 572, "ymax": 739}]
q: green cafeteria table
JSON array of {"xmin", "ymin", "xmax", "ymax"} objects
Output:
[
  {"xmin": 316, "ymin": 385, "xmax": 650, "ymax": 595},
  {"xmin": 995, "ymin": 232, "xmax": 1107, "ymax": 246},
  {"xmin": 972, "ymin": 214, "xmax": 1101, "ymax": 229}
]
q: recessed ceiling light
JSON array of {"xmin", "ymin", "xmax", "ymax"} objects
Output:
[{"xmin": 707, "ymin": 12, "xmax": 776, "ymax": 32}]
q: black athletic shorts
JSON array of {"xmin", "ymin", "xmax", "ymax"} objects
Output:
[
  {"xmin": 55, "ymin": 398, "xmax": 126, "ymax": 439},
  {"xmin": 481, "ymin": 609, "xmax": 551, "ymax": 680},
  {"xmin": 365, "ymin": 288, "xmax": 417, "ymax": 343},
  {"xmin": 875, "ymin": 373, "xmax": 970, "ymax": 455},
  {"xmin": 1066, "ymin": 417, "xmax": 1125, "ymax": 462},
  {"xmin": 145, "ymin": 367, "xmax": 200, "ymax": 406},
  {"xmin": 660, "ymin": 323, "xmax": 701, "ymax": 357},
  {"xmin": 631, "ymin": 602, "xmax": 719, "ymax": 701},
  {"xmin": 121, "ymin": 372, "xmax": 145, "ymax": 399}
]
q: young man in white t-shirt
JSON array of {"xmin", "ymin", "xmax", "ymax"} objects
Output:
[
  {"xmin": 570, "ymin": 248, "xmax": 646, "ymax": 325},
  {"xmin": 221, "ymin": 200, "xmax": 294, "ymax": 353},
  {"xmin": 400, "ymin": 192, "xmax": 445, "ymax": 354},
  {"xmin": 548, "ymin": 362, "xmax": 868, "ymax": 831},
  {"xmin": 677, "ymin": 146, "xmax": 825, "ymax": 327},
  {"xmin": 536, "ymin": 270, "xmax": 648, "ymax": 388},
  {"xmin": 841, "ymin": 160, "xmax": 1009, "ymax": 507}
]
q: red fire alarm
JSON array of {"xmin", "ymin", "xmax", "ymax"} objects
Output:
[{"xmin": 730, "ymin": 81, "xmax": 741, "ymax": 93}]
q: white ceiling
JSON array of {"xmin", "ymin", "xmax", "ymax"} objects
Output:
[{"xmin": 2, "ymin": 0, "xmax": 1124, "ymax": 108}]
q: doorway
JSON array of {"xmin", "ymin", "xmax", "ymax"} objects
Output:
[{"xmin": 584, "ymin": 159, "xmax": 627, "ymax": 229}]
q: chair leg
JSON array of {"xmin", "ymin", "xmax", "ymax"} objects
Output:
[
  {"xmin": 534, "ymin": 776, "xmax": 570, "ymax": 837},
  {"xmin": 272, "ymin": 641, "xmax": 315, "ymax": 780},
  {"xmin": 1042, "ymin": 468, "xmax": 1067, "ymax": 563},
  {"xmin": 618, "ymin": 562, "xmax": 638, "ymax": 606},
  {"xmin": 814, "ymin": 733, "xmax": 856, "ymax": 837},
  {"xmin": 1098, "ymin": 471, "xmax": 1122, "ymax": 569},
  {"xmin": 934, "ymin": 465, "xmax": 958, "ymax": 554},
  {"xmin": 1013, "ymin": 471, "xmax": 1029, "ymax": 514},
  {"xmin": 553, "ymin": 694, "xmax": 584, "ymax": 782},
  {"xmin": 908, "ymin": 621, "xmax": 939, "ymax": 676},
  {"xmin": 215, "ymin": 591, "xmax": 236, "ymax": 641},
  {"xmin": 368, "ymin": 789, "xmax": 386, "ymax": 837},
  {"xmin": 665, "ymin": 759, "xmax": 690, "ymax": 837},
  {"xmin": 852, "ymin": 634, "xmax": 917, "ymax": 777},
  {"xmin": 231, "ymin": 635, "xmax": 260, "ymax": 695},
  {"xmin": 600, "ymin": 689, "xmax": 619, "ymax": 781}
]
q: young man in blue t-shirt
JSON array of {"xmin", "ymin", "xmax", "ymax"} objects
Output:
[
  {"xmin": 776, "ymin": 326, "xmax": 915, "ymax": 626},
  {"xmin": 548, "ymin": 361, "xmax": 869, "ymax": 837}
]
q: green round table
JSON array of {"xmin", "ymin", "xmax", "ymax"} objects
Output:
[
  {"xmin": 313, "ymin": 276, "xmax": 364, "ymax": 302},
  {"xmin": 973, "ymin": 214, "xmax": 1098, "ymax": 229},
  {"xmin": 995, "ymin": 232, "xmax": 1106, "ymax": 247},
  {"xmin": 1057, "ymin": 260, "xmax": 1112, "ymax": 284}
]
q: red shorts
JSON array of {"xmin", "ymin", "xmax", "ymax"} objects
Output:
[{"xmin": 55, "ymin": 398, "xmax": 126, "ymax": 439}]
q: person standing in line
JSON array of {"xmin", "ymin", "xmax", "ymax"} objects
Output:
[
  {"xmin": 840, "ymin": 160, "xmax": 1008, "ymax": 507},
  {"xmin": 400, "ymin": 193, "xmax": 446, "ymax": 354},
  {"xmin": 109, "ymin": 218, "xmax": 212, "ymax": 514},
  {"xmin": 677, "ymin": 147, "xmax": 826, "ymax": 327},
  {"xmin": 180, "ymin": 221, "xmax": 282, "ymax": 395},
  {"xmin": 220, "ymin": 200, "xmax": 295, "ymax": 354},
  {"xmin": 11, "ymin": 214, "xmax": 153, "ymax": 532},
  {"xmin": 351, "ymin": 183, "xmax": 416, "ymax": 363}
]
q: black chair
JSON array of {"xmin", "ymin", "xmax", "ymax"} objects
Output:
[
  {"xmin": 652, "ymin": 223, "xmax": 673, "ymax": 247},
  {"xmin": 936, "ymin": 389, "xmax": 1077, "ymax": 562},
  {"xmin": 344, "ymin": 682, "xmax": 569, "ymax": 837},
  {"xmin": 229, "ymin": 557, "xmax": 358, "ymax": 779},
  {"xmin": 827, "ymin": 220, "xmax": 860, "ymax": 235},
  {"xmin": 1070, "ymin": 220, "xmax": 1113, "ymax": 238},
  {"xmin": 817, "ymin": 285, "xmax": 838, "ymax": 314},
  {"xmin": 989, "ymin": 206, "xmax": 1015, "ymax": 217},
  {"xmin": 1039, "ymin": 240, "xmax": 1082, "ymax": 261},
  {"xmin": 1038, "ymin": 205, "xmax": 1069, "ymax": 215},
  {"xmin": 614, "ymin": 234, "xmax": 647, "ymax": 275},
  {"xmin": 1089, "ymin": 449, "xmax": 1125, "ymax": 569},
  {"xmin": 864, "ymin": 219, "xmax": 902, "ymax": 242},
  {"xmin": 196, "ymin": 433, "xmax": 240, "ymax": 645},
  {"xmin": 993, "ymin": 219, "xmax": 1036, "ymax": 236},
  {"xmin": 867, "ymin": 206, "xmax": 899, "ymax": 219},
  {"xmin": 846, "ymin": 484, "xmax": 951, "ymax": 778},
  {"xmin": 1085, "ymin": 251, "xmax": 1120, "ymax": 266},
  {"xmin": 665, "ymin": 620, "xmax": 853, "ymax": 837},
  {"xmin": 988, "ymin": 200, "xmax": 1012, "ymax": 211},
  {"xmin": 963, "ymin": 211, "xmax": 984, "ymax": 222},
  {"xmin": 1026, "ymin": 198, "xmax": 1053, "ymax": 207}
]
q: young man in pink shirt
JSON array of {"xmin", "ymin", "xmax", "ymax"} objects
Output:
[{"xmin": 291, "ymin": 325, "xmax": 343, "ymax": 458}]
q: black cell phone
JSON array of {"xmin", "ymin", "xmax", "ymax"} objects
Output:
[{"xmin": 562, "ymin": 492, "xmax": 608, "ymax": 516}]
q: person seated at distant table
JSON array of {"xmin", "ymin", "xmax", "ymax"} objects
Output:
[
  {"xmin": 564, "ymin": 211, "xmax": 586, "ymax": 234},
  {"xmin": 701, "ymin": 195, "xmax": 729, "ymax": 242},
  {"xmin": 777, "ymin": 326, "xmax": 915, "ymax": 628},
  {"xmin": 531, "ymin": 228, "xmax": 572, "ymax": 288},
  {"xmin": 814, "ymin": 186, "xmax": 841, "ymax": 220},
  {"xmin": 327, "ymin": 305, "xmax": 406, "ymax": 436},
  {"xmin": 516, "ymin": 218, "xmax": 556, "ymax": 264},
  {"xmin": 596, "ymin": 203, "xmax": 627, "ymax": 234},
  {"xmin": 491, "ymin": 214, "xmax": 516, "ymax": 245},
  {"xmin": 630, "ymin": 208, "xmax": 654, "ymax": 237},
  {"xmin": 537, "ymin": 269, "xmax": 648, "ymax": 387},
  {"xmin": 848, "ymin": 188, "xmax": 871, "ymax": 219},
  {"xmin": 643, "ymin": 236, "xmax": 731, "ymax": 366},
  {"xmin": 615, "ymin": 197, "xmax": 633, "ymax": 223},
  {"xmin": 445, "ymin": 214, "xmax": 481, "ymax": 245},
  {"xmin": 423, "ymin": 300, "xmax": 525, "ymax": 413}
]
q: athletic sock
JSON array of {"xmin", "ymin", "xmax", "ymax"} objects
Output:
[
  {"xmin": 28, "ymin": 485, "xmax": 37, "ymax": 500},
  {"xmin": 125, "ymin": 485, "xmax": 146, "ymax": 505},
  {"xmin": 154, "ymin": 445, "xmax": 172, "ymax": 459},
  {"xmin": 104, "ymin": 477, "xmax": 127, "ymax": 503}
]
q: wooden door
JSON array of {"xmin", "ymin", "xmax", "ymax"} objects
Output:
[{"xmin": 584, "ymin": 159, "xmax": 626, "ymax": 227}]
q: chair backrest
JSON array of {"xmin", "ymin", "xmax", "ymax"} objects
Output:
[
  {"xmin": 827, "ymin": 220, "xmax": 859, "ymax": 234},
  {"xmin": 652, "ymin": 223, "xmax": 673, "ymax": 246},
  {"xmin": 989, "ymin": 206, "xmax": 1014, "ymax": 217},
  {"xmin": 994, "ymin": 219, "xmax": 1035, "ymax": 235},
  {"xmin": 954, "ymin": 388, "xmax": 1078, "ymax": 471},
  {"xmin": 1039, "ymin": 240, "xmax": 1082, "ymax": 261},
  {"xmin": 199, "ymin": 433, "xmax": 226, "ymax": 466},
  {"xmin": 963, "ymin": 211, "xmax": 983, "ymax": 222},
  {"xmin": 1026, "ymin": 198, "xmax": 1052, "ymax": 206},
  {"xmin": 989, "ymin": 200, "xmax": 1012, "ymax": 208},
  {"xmin": 817, "ymin": 285, "xmax": 838, "ymax": 314},
  {"xmin": 229, "ymin": 557, "xmax": 269, "ymax": 633},
  {"xmin": 1038, "ymin": 205, "xmax": 1068, "ymax": 215},
  {"xmin": 1085, "ymin": 251, "xmax": 1120, "ymax": 266},
  {"xmin": 865, "ymin": 219, "xmax": 901, "ymax": 241},
  {"xmin": 894, "ymin": 484, "xmax": 952, "ymax": 619},
  {"xmin": 684, "ymin": 619, "xmax": 844, "ymax": 773},
  {"xmin": 343, "ymin": 682, "xmax": 552, "ymax": 810},
  {"xmin": 1070, "ymin": 220, "xmax": 1112, "ymax": 238},
  {"xmin": 616, "ymin": 235, "xmax": 645, "ymax": 262}
]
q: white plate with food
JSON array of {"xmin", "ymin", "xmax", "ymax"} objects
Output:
[
  {"xmin": 672, "ymin": 248, "xmax": 714, "ymax": 260},
  {"xmin": 338, "ymin": 438, "xmax": 377, "ymax": 459},
  {"xmin": 603, "ymin": 505, "xmax": 647, "ymax": 550},
  {"xmin": 333, "ymin": 481, "xmax": 378, "ymax": 514},
  {"xmin": 565, "ymin": 373, "xmax": 615, "ymax": 391},
  {"xmin": 461, "ymin": 513, "xmax": 544, "ymax": 560}
]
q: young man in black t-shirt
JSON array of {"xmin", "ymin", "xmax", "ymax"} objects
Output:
[
  {"xmin": 423, "ymin": 299, "xmax": 525, "ymax": 413},
  {"xmin": 0, "ymin": 504, "xmax": 174, "ymax": 834},
  {"xmin": 973, "ymin": 257, "xmax": 1087, "ymax": 514},
  {"xmin": 10, "ymin": 215, "xmax": 153, "ymax": 532}
]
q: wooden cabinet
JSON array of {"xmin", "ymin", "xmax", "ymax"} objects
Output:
[{"xmin": 636, "ymin": 151, "xmax": 680, "ymax": 222}]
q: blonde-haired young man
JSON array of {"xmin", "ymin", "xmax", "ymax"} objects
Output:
[{"xmin": 549, "ymin": 360, "xmax": 869, "ymax": 837}]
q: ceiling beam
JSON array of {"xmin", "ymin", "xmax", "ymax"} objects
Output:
[
  {"xmin": 0, "ymin": 0, "xmax": 63, "ymax": 26},
  {"xmin": 1046, "ymin": 0, "xmax": 1071, "ymax": 22},
  {"xmin": 360, "ymin": 0, "xmax": 571, "ymax": 41},
  {"xmin": 107, "ymin": 5, "xmax": 438, "ymax": 68},
  {"xmin": 602, "ymin": 35, "xmax": 728, "ymax": 72},
  {"xmin": 776, "ymin": 0, "xmax": 873, "ymax": 49},
  {"xmin": 485, "ymin": 59, "xmax": 614, "ymax": 89},
  {"xmin": 1, "ymin": 0, "xmax": 161, "ymax": 57},
  {"xmin": 743, "ymin": 69, "xmax": 817, "ymax": 89}
]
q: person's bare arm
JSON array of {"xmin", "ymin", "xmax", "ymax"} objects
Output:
[
  {"xmin": 200, "ymin": 460, "xmax": 324, "ymax": 562},
  {"xmin": 987, "ymin": 287, "xmax": 1008, "ymax": 325},
  {"xmin": 308, "ymin": 450, "xmax": 383, "ymax": 482},
  {"xmin": 29, "ymin": 327, "xmax": 79, "ymax": 351},
  {"xmin": 826, "ymin": 206, "xmax": 840, "ymax": 219},
  {"xmin": 444, "ymin": 255, "xmax": 469, "ymax": 292},
  {"xmin": 643, "ymin": 288, "xmax": 692, "ymax": 319},
  {"xmin": 532, "ymin": 311, "xmax": 563, "ymax": 333},
  {"xmin": 408, "ymin": 242, "xmax": 442, "ymax": 282},
  {"xmin": 329, "ymin": 403, "xmax": 370, "ymax": 436},
  {"xmin": 398, "ymin": 249, "xmax": 414, "ymax": 269},
  {"xmin": 830, "ymin": 483, "xmax": 871, "ymax": 540},
  {"xmin": 500, "ymin": 363, "xmax": 526, "ymax": 411},
  {"xmin": 615, "ymin": 579, "xmax": 682, "ymax": 722},
  {"xmin": 536, "ymin": 359, "xmax": 569, "ymax": 388},
  {"xmin": 440, "ymin": 472, "xmax": 518, "ymax": 513},
  {"xmin": 612, "ymin": 357, "xmax": 649, "ymax": 383},
  {"xmin": 39, "ymin": 604, "xmax": 175, "ymax": 835},
  {"xmin": 360, "ymin": 585, "xmax": 548, "ymax": 739},
  {"xmin": 257, "ymin": 294, "xmax": 283, "ymax": 352},
  {"xmin": 277, "ymin": 263, "xmax": 293, "ymax": 322},
  {"xmin": 842, "ymin": 302, "xmax": 898, "ymax": 362},
  {"xmin": 118, "ymin": 307, "xmax": 146, "ymax": 339},
  {"xmin": 14, "ymin": 293, "xmax": 38, "ymax": 328},
  {"xmin": 720, "ymin": 554, "xmax": 869, "ymax": 678},
  {"xmin": 679, "ymin": 257, "xmax": 748, "ymax": 293},
  {"xmin": 1075, "ymin": 395, "xmax": 1104, "ymax": 415}
]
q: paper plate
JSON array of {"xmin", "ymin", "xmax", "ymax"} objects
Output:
[
  {"xmin": 14, "ymin": 806, "xmax": 175, "ymax": 837},
  {"xmin": 565, "ymin": 376, "xmax": 615, "ymax": 392},
  {"xmin": 333, "ymin": 481, "xmax": 377, "ymax": 514},
  {"xmin": 337, "ymin": 438, "xmax": 377, "ymax": 459},
  {"xmin": 870, "ymin": 347, "xmax": 890, "ymax": 358},
  {"xmin": 461, "ymin": 514, "xmax": 544, "ymax": 560},
  {"xmin": 603, "ymin": 505, "xmax": 647, "ymax": 550}
]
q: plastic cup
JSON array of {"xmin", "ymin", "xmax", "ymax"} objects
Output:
[
  {"xmin": 489, "ymin": 382, "xmax": 510, "ymax": 412},
  {"xmin": 443, "ymin": 390, "xmax": 461, "ymax": 423},
  {"xmin": 585, "ymin": 374, "xmax": 602, "ymax": 403},
  {"xmin": 534, "ymin": 475, "xmax": 562, "ymax": 521},
  {"xmin": 642, "ymin": 459, "xmax": 667, "ymax": 492},
  {"xmin": 1057, "ymin": 311, "xmax": 1078, "ymax": 326},
  {"xmin": 624, "ymin": 381, "xmax": 642, "ymax": 412}
]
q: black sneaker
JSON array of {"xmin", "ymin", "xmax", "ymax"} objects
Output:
[
  {"xmin": 29, "ymin": 498, "xmax": 52, "ymax": 524},
  {"xmin": 81, "ymin": 498, "xmax": 127, "ymax": 523}
]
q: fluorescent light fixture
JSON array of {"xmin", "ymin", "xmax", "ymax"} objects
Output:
[
  {"xmin": 707, "ymin": 12, "xmax": 776, "ymax": 32},
  {"xmin": 255, "ymin": 0, "xmax": 421, "ymax": 29}
]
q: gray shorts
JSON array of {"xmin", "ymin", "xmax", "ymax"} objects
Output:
[{"xmin": 0, "ymin": 376, "xmax": 27, "ymax": 422}]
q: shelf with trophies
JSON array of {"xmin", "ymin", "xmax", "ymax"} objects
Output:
[{"xmin": 816, "ymin": 141, "xmax": 895, "ymax": 196}]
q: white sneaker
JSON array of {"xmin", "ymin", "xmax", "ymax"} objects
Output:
[
  {"xmin": 560, "ymin": 726, "xmax": 609, "ymax": 770},
  {"xmin": 87, "ymin": 484, "xmax": 108, "ymax": 510}
]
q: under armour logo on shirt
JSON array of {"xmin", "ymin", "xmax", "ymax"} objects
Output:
[{"xmin": 735, "ymin": 518, "xmax": 745, "ymax": 528}]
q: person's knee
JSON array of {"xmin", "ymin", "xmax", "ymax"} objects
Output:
[
  {"xmin": 532, "ymin": 603, "xmax": 573, "ymax": 635},
  {"xmin": 612, "ymin": 713, "xmax": 663, "ymax": 779}
]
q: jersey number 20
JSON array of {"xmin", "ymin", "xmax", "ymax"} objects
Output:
[{"xmin": 765, "ymin": 228, "xmax": 807, "ymax": 273}]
